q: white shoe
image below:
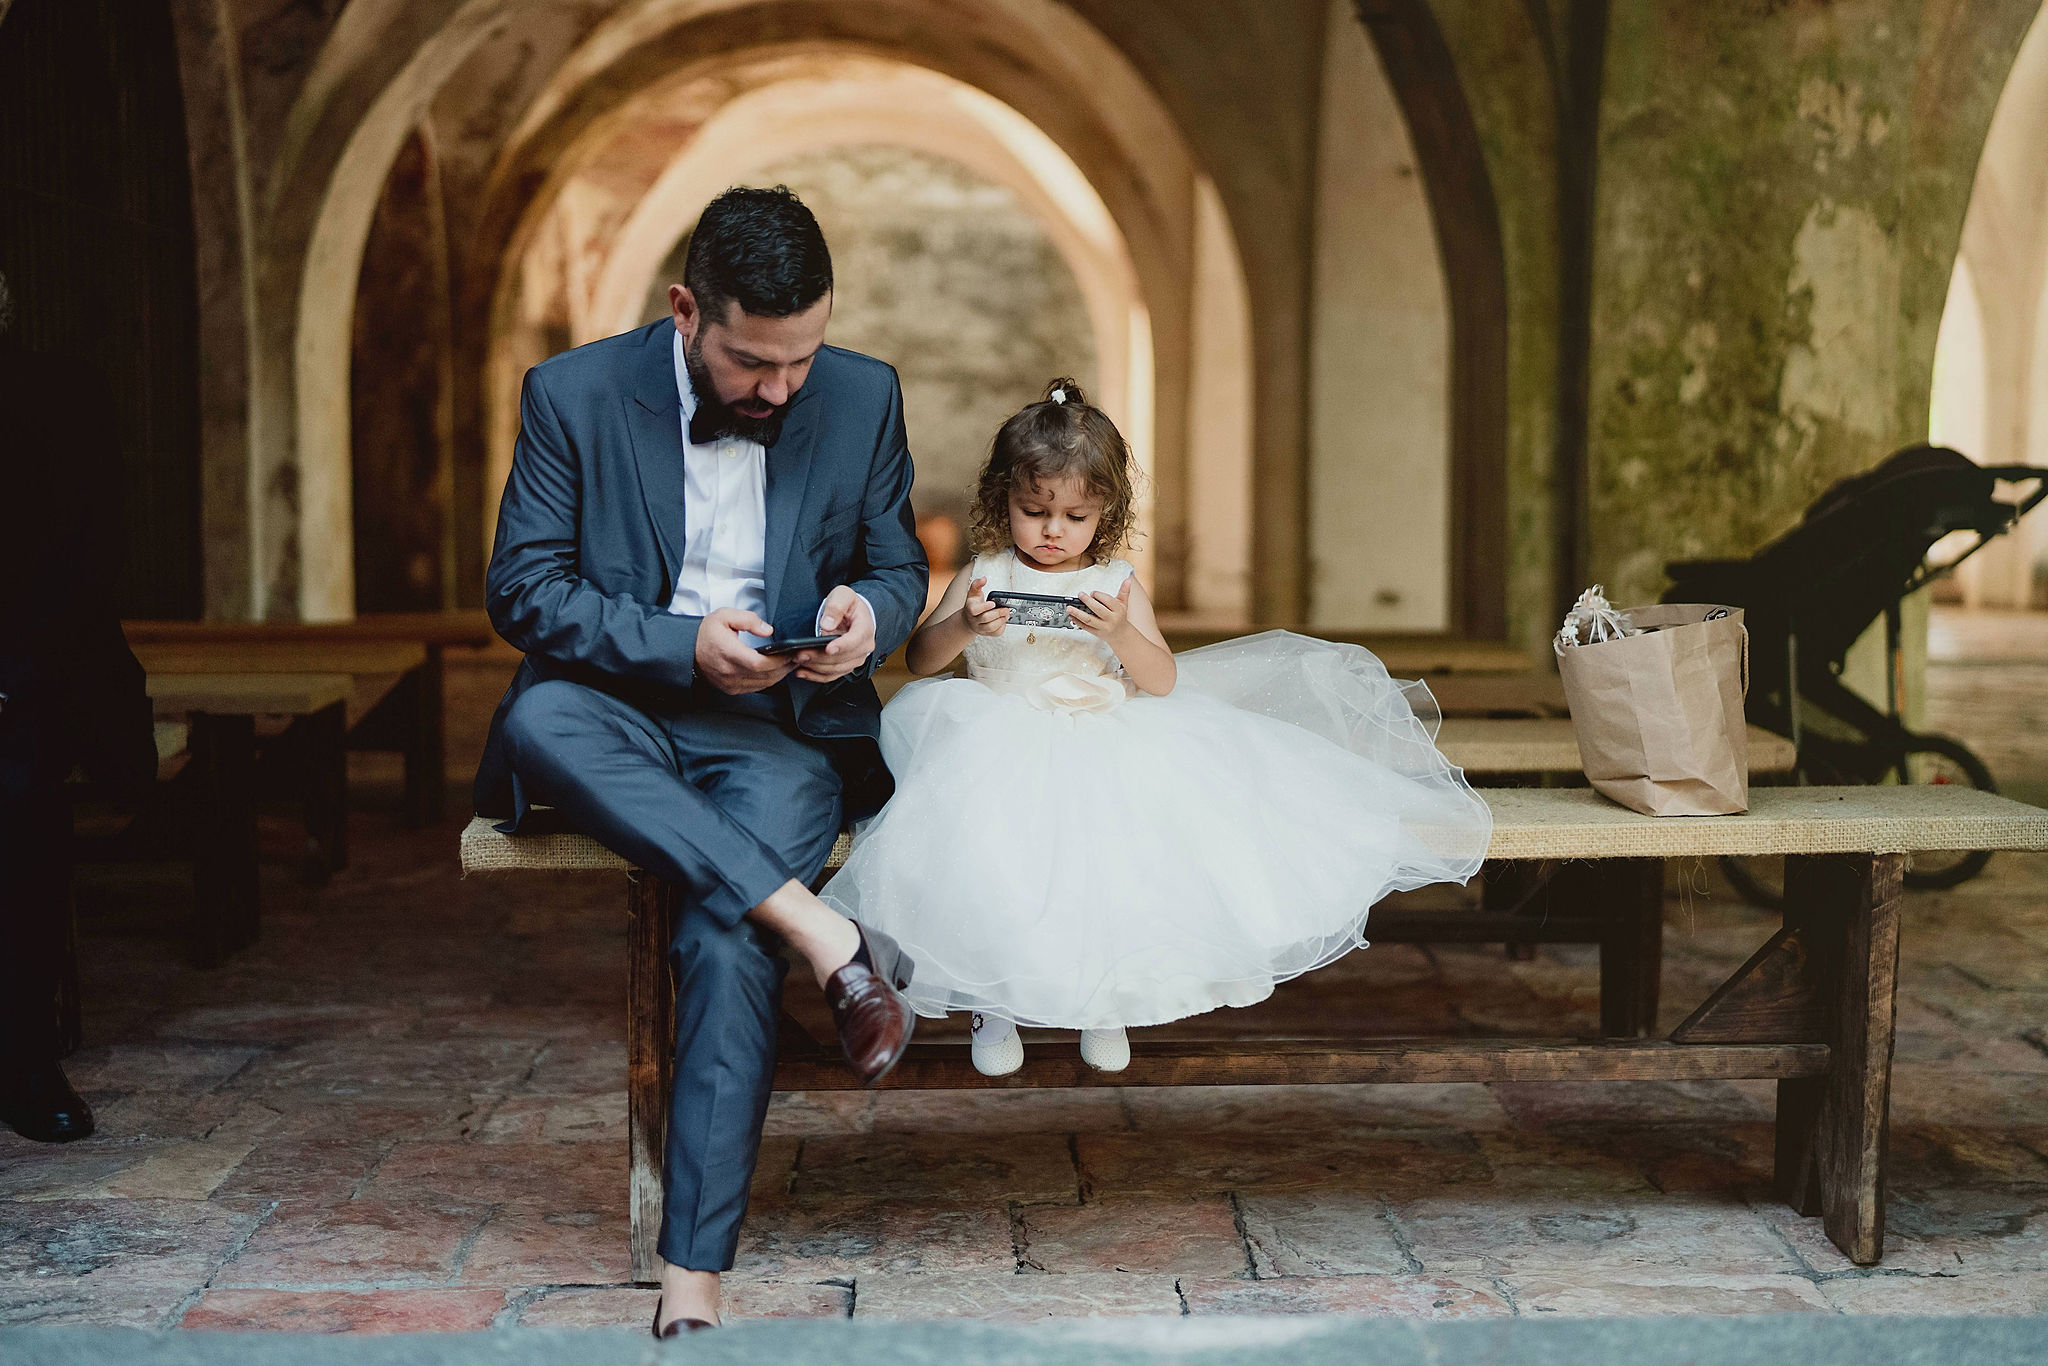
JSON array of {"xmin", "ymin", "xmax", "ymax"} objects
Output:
[
  {"xmin": 1079, "ymin": 1027, "xmax": 1130, "ymax": 1073},
  {"xmin": 970, "ymin": 1013, "xmax": 1024, "ymax": 1077}
]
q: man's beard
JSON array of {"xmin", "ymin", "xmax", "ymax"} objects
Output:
[{"xmin": 685, "ymin": 332, "xmax": 793, "ymax": 446}]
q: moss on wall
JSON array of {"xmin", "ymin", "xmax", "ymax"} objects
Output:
[{"xmin": 1586, "ymin": 0, "xmax": 2038, "ymax": 608}]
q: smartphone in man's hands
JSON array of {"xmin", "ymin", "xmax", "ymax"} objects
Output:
[{"xmin": 758, "ymin": 634, "xmax": 840, "ymax": 656}]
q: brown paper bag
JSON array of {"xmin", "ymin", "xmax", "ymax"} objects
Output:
[{"xmin": 1554, "ymin": 604, "xmax": 1749, "ymax": 816}]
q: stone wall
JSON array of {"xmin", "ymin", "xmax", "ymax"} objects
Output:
[
  {"xmin": 638, "ymin": 145, "xmax": 1099, "ymax": 541},
  {"xmin": 1586, "ymin": 0, "xmax": 2041, "ymax": 608},
  {"xmin": 50, "ymin": 0, "xmax": 2046, "ymax": 638}
]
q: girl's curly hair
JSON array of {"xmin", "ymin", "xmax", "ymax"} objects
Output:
[{"xmin": 966, "ymin": 377, "xmax": 1137, "ymax": 562}]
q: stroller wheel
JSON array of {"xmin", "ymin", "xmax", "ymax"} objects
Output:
[{"xmin": 1897, "ymin": 735, "xmax": 1997, "ymax": 890}]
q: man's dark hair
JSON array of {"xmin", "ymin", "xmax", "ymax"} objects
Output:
[{"xmin": 682, "ymin": 185, "xmax": 833, "ymax": 327}]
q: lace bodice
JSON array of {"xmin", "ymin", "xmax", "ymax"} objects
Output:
[{"xmin": 963, "ymin": 551, "xmax": 1135, "ymax": 686}]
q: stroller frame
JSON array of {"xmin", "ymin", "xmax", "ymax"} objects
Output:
[{"xmin": 1665, "ymin": 446, "xmax": 2045, "ymax": 890}]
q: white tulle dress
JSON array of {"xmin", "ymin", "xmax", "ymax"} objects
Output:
[{"xmin": 819, "ymin": 551, "xmax": 1494, "ymax": 1030}]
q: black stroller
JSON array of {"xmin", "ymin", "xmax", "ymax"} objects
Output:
[{"xmin": 1662, "ymin": 445, "xmax": 2046, "ymax": 900}]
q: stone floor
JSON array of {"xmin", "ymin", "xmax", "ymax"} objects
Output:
[{"xmin": 2, "ymin": 611, "xmax": 2046, "ymax": 1331}]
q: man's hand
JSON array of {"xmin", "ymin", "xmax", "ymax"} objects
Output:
[
  {"xmin": 793, "ymin": 585, "xmax": 875, "ymax": 683},
  {"xmin": 695, "ymin": 608, "xmax": 797, "ymax": 695}
]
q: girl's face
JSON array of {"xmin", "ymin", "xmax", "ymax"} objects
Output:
[{"xmin": 1008, "ymin": 475, "xmax": 1104, "ymax": 572}]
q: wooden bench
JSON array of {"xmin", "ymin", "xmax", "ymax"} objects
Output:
[
  {"xmin": 459, "ymin": 786, "xmax": 2048, "ymax": 1275},
  {"xmin": 1156, "ymin": 632, "xmax": 1533, "ymax": 675},
  {"xmin": 126, "ymin": 610, "xmax": 496, "ymax": 826},
  {"xmin": 1436, "ymin": 718, "xmax": 1797, "ymax": 778},
  {"xmin": 148, "ymin": 671, "xmax": 353, "ymax": 963}
]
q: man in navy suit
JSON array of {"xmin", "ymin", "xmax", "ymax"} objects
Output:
[{"xmin": 474, "ymin": 188, "xmax": 927, "ymax": 1333}]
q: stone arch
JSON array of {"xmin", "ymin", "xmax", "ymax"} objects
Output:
[
  {"xmin": 452, "ymin": 1, "xmax": 1222, "ymax": 609},
  {"xmin": 1932, "ymin": 1, "xmax": 2048, "ymax": 610},
  {"xmin": 255, "ymin": 0, "xmax": 518, "ymax": 618},
  {"xmin": 1352, "ymin": 0, "xmax": 1510, "ymax": 639},
  {"xmin": 266, "ymin": 0, "xmax": 1241, "ymax": 619},
  {"xmin": 490, "ymin": 52, "xmax": 1159, "ymax": 584}
]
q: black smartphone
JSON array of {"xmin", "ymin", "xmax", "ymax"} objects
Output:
[
  {"xmin": 758, "ymin": 634, "xmax": 839, "ymax": 656},
  {"xmin": 986, "ymin": 589, "xmax": 1088, "ymax": 630}
]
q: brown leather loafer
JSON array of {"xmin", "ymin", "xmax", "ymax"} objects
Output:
[
  {"xmin": 652, "ymin": 1296, "xmax": 715, "ymax": 1337},
  {"xmin": 825, "ymin": 921, "xmax": 916, "ymax": 1086}
]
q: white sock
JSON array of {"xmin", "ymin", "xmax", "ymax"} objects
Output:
[{"xmin": 971, "ymin": 1012, "xmax": 1016, "ymax": 1043}]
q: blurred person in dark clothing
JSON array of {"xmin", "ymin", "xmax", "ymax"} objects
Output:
[{"xmin": 0, "ymin": 269, "xmax": 156, "ymax": 1141}]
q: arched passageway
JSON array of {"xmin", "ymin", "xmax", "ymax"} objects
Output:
[
  {"xmin": 1931, "ymin": 0, "xmax": 2048, "ymax": 611},
  {"xmin": 179, "ymin": 0, "xmax": 1499, "ymax": 636},
  {"xmin": 491, "ymin": 53, "xmax": 1163, "ymax": 592},
  {"xmin": 294, "ymin": 0, "xmax": 1248, "ymax": 620}
]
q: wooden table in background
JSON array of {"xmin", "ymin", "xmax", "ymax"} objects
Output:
[
  {"xmin": 147, "ymin": 671, "xmax": 351, "ymax": 964},
  {"xmin": 126, "ymin": 610, "xmax": 496, "ymax": 825}
]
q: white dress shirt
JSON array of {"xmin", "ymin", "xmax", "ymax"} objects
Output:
[{"xmin": 666, "ymin": 327, "xmax": 869, "ymax": 645}]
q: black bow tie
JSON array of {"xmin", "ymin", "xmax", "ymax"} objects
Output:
[{"xmin": 687, "ymin": 406, "xmax": 731, "ymax": 448}]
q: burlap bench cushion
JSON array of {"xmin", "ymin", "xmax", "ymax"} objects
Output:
[
  {"xmin": 461, "ymin": 785, "xmax": 2048, "ymax": 875},
  {"xmin": 461, "ymin": 814, "xmax": 852, "ymax": 874}
]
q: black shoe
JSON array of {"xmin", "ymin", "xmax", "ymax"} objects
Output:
[{"xmin": 0, "ymin": 1062, "xmax": 95, "ymax": 1143}]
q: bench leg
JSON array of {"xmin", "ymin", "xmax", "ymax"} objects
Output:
[
  {"xmin": 402, "ymin": 650, "xmax": 447, "ymax": 827},
  {"xmin": 628, "ymin": 870, "xmax": 677, "ymax": 1284},
  {"xmin": 1772, "ymin": 851, "xmax": 1903, "ymax": 1265},
  {"xmin": 1484, "ymin": 860, "xmax": 1543, "ymax": 961},
  {"xmin": 188, "ymin": 712, "xmax": 259, "ymax": 966},
  {"xmin": 1594, "ymin": 859, "xmax": 1665, "ymax": 1038},
  {"xmin": 300, "ymin": 701, "xmax": 348, "ymax": 883}
]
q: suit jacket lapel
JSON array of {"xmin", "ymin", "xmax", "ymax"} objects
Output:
[
  {"xmin": 762, "ymin": 387, "xmax": 820, "ymax": 626},
  {"xmin": 626, "ymin": 326, "xmax": 688, "ymax": 595}
]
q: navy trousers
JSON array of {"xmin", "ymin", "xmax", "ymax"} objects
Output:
[{"xmin": 501, "ymin": 679, "xmax": 843, "ymax": 1271}]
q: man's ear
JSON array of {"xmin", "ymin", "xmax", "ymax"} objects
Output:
[{"xmin": 669, "ymin": 284, "xmax": 699, "ymax": 339}]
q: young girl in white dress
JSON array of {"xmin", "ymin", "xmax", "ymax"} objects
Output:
[{"xmin": 820, "ymin": 379, "xmax": 1492, "ymax": 1074}]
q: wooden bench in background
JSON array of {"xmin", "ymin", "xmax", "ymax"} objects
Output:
[
  {"xmin": 126, "ymin": 611, "xmax": 497, "ymax": 827},
  {"xmin": 459, "ymin": 784, "xmax": 2048, "ymax": 1275},
  {"xmin": 1438, "ymin": 718, "xmax": 1797, "ymax": 780}
]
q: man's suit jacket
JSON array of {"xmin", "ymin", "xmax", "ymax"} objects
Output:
[{"xmin": 473, "ymin": 319, "xmax": 928, "ymax": 826}]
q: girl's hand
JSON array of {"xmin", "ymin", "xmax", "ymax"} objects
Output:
[
  {"xmin": 963, "ymin": 577, "xmax": 1010, "ymax": 637},
  {"xmin": 1070, "ymin": 579, "xmax": 1134, "ymax": 642}
]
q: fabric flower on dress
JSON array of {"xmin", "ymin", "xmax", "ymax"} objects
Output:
[{"xmin": 1024, "ymin": 671, "xmax": 1128, "ymax": 715}]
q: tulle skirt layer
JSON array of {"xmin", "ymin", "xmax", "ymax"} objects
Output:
[{"xmin": 818, "ymin": 631, "xmax": 1493, "ymax": 1030}]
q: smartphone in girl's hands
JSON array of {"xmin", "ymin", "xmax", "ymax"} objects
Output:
[{"xmin": 986, "ymin": 590, "xmax": 1086, "ymax": 630}]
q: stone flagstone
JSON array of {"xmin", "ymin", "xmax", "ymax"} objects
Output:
[
  {"xmin": 1391, "ymin": 1192, "xmax": 1802, "ymax": 1277},
  {"xmin": 213, "ymin": 1200, "xmax": 490, "ymax": 1286},
  {"xmin": 850, "ymin": 1271, "xmax": 1182, "ymax": 1320},
  {"xmin": 736, "ymin": 1197, "xmax": 1017, "ymax": 1277},
  {"xmin": 1179, "ymin": 1273, "xmax": 1511, "ymax": 1318},
  {"xmin": 179, "ymin": 1287, "xmax": 508, "ymax": 1332},
  {"xmin": 1235, "ymin": 1192, "xmax": 1411, "ymax": 1277},
  {"xmin": 793, "ymin": 1133, "xmax": 1077, "ymax": 1203},
  {"xmin": 1019, "ymin": 1197, "xmax": 1248, "ymax": 1275},
  {"xmin": 513, "ymin": 1281, "xmax": 851, "ymax": 1326},
  {"xmin": 1505, "ymin": 1271, "xmax": 1832, "ymax": 1315}
]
